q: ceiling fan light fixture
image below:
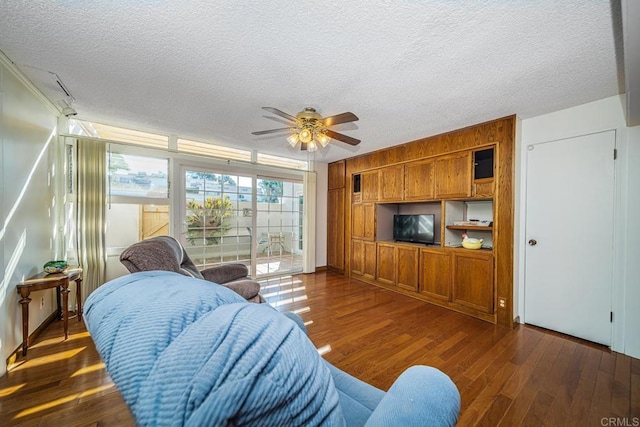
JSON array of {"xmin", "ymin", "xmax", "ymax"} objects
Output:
[
  {"xmin": 287, "ymin": 133, "xmax": 299, "ymax": 147},
  {"xmin": 316, "ymin": 131, "xmax": 331, "ymax": 147},
  {"xmin": 307, "ymin": 141, "xmax": 318, "ymax": 152},
  {"xmin": 299, "ymin": 127, "xmax": 313, "ymax": 143}
]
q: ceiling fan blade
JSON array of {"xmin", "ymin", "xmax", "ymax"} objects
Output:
[
  {"xmin": 251, "ymin": 127, "xmax": 293, "ymax": 135},
  {"xmin": 262, "ymin": 107, "xmax": 297, "ymax": 122},
  {"xmin": 325, "ymin": 129, "xmax": 361, "ymax": 146},
  {"xmin": 321, "ymin": 112, "xmax": 359, "ymax": 127},
  {"xmin": 300, "ymin": 142, "xmax": 308, "ymax": 151}
]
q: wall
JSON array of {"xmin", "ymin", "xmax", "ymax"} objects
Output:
[
  {"xmin": 519, "ymin": 94, "xmax": 639, "ymax": 358},
  {"xmin": 0, "ymin": 57, "xmax": 60, "ymax": 375},
  {"xmin": 623, "ymin": 125, "xmax": 640, "ymax": 357}
]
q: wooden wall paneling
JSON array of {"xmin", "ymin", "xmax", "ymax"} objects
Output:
[
  {"xmin": 494, "ymin": 117, "xmax": 515, "ymax": 327},
  {"xmin": 328, "ymin": 160, "xmax": 346, "ymax": 189},
  {"xmin": 419, "ymin": 248, "xmax": 451, "ymax": 300},
  {"xmin": 396, "ymin": 246, "xmax": 419, "ymax": 291}
]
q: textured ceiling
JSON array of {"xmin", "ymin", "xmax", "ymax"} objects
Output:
[{"xmin": 0, "ymin": 1, "xmax": 624, "ymax": 163}]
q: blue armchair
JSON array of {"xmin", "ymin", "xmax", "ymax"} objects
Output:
[{"xmin": 85, "ymin": 271, "xmax": 460, "ymax": 426}]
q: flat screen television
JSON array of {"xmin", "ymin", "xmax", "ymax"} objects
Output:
[{"xmin": 393, "ymin": 214, "xmax": 435, "ymax": 245}]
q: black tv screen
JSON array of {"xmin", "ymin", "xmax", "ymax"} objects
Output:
[{"xmin": 393, "ymin": 214, "xmax": 435, "ymax": 245}]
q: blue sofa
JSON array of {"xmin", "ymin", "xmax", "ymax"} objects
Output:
[{"xmin": 85, "ymin": 271, "xmax": 460, "ymax": 426}]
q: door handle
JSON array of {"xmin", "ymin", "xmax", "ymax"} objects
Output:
[{"xmin": 528, "ymin": 239, "xmax": 537, "ymax": 246}]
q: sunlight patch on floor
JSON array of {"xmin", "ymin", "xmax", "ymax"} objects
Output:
[
  {"xmin": 14, "ymin": 384, "xmax": 114, "ymax": 418},
  {"xmin": 271, "ymin": 294, "xmax": 308, "ymax": 307},
  {"xmin": 30, "ymin": 331, "xmax": 90, "ymax": 349},
  {"xmin": 0, "ymin": 383, "xmax": 25, "ymax": 397},
  {"xmin": 11, "ymin": 348, "xmax": 86, "ymax": 371},
  {"xmin": 292, "ymin": 306, "xmax": 310, "ymax": 315},
  {"xmin": 71, "ymin": 362, "xmax": 106, "ymax": 377},
  {"xmin": 261, "ymin": 285, "xmax": 306, "ymax": 298}
]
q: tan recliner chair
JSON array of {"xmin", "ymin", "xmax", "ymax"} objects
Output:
[{"xmin": 119, "ymin": 235, "xmax": 265, "ymax": 303}]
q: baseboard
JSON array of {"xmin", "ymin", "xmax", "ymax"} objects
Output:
[{"xmin": 6, "ymin": 309, "xmax": 59, "ymax": 370}]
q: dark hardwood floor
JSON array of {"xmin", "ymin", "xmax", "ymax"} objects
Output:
[{"xmin": 1, "ymin": 271, "xmax": 638, "ymax": 426}]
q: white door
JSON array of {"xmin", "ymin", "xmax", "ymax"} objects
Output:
[{"xmin": 524, "ymin": 130, "xmax": 615, "ymax": 346}]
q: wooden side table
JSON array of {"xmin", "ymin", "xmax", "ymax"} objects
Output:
[{"xmin": 16, "ymin": 268, "xmax": 83, "ymax": 356}]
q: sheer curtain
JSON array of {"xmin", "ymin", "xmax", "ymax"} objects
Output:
[{"xmin": 76, "ymin": 138, "xmax": 107, "ymax": 298}]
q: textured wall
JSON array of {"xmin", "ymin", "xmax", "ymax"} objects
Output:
[{"xmin": 0, "ymin": 58, "xmax": 59, "ymax": 376}]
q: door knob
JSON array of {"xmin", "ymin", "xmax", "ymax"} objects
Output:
[{"xmin": 528, "ymin": 239, "xmax": 537, "ymax": 246}]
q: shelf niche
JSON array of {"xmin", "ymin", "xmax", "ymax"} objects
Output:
[
  {"xmin": 377, "ymin": 202, "xmax": 441, "ymax": 246},
  {"xmin": 444, "ymin": 200, "xmax": 493, "ymax": 248}
]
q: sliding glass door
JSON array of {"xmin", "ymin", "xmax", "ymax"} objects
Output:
[
  {"xmin": 255, "ymin": 177, "xmax": 304, "ymax": 277},
  {"xmin": 178, "ymin": 166, "xmax": 305, "ymax": 278},
  {"xmin": 181, "ymin": 167, "xmax": 253, "ymax": 269}
]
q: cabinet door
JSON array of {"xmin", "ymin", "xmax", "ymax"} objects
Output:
[
  {"xmin": 361, "ymin": 170, "xmax": 380, "ymax": 202},
  {"xmin": 405, "ymin": 159, "xmax": 435, "ymax": 201},
  {"xmin": 351, "ymin": 203, "xmax": 364, "ymax": 239},
  {"xmin": 379, "ymin": 165, "xmax": 404, "ymax": 202},
  {"xmin": 352, "ymin": 203, "xmax": 375, "ymax": 241},
  {"xmin": 328, "ymin": 160, "xmax": 346, "ymax": 189},
  {"xmin": 363, "ymin": 241, "xmax": 377, "ymax": 280},
  {"xmin": 435, "ymin": 152, "xmax": 472, "ymax": 199},
  {"xmin": 327, "ymin": 188, "xmax": 345, "ymax": 270},
  {"xmin": 396, "ymin": 246, "xmax": 419, "ymax": 291},
  {"xmin": 451, "ymin": 250, "xmax": 493, "ymax": 313},
  {"xmin": 351, "ymin": 239, "xmax": 364, "ymax": 276},
  {"xmin": 363, "ymin": 203, "xmax": 376, "ymax": 241},
  {"xmin": 376, "ymin": 243, "xmax": 396, "ymax": 285},
  {"xmin": 420, "ymin": 249, "xmax": 451, "ymax": 300}
]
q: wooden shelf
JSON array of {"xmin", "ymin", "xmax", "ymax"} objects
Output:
[{"xmin": 446, "ymin": 225, "xmax": 493, "ymax": 231}]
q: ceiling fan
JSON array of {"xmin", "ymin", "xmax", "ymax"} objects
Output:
[{"xmin": 252, "ymin": 107, "xmax": 360, "ymax": 151}]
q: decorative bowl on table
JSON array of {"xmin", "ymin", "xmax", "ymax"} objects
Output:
[
  {"xmin": 461, "ymin": 238, "xmax": 483, "ymax": 250},
  {"xmin": 43, "ymin": 260, "xmax": 69, "ymax": 274}
]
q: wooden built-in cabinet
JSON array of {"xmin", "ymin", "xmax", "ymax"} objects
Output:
[
  {"xmin": 396, "ymin": 246, "xmax": 419, "ymax": 291},
  {"xmin": 328, "ymin": 160, "xmax": 346, "ymax": 190},
  {"xmin": 361, "ymin": 170, "xmax": 380, "ymax": 202},
  {"xmin": 435, "ymin": 152, "xmax": 472, "ymax": 199},
  {"xmin": 352, "ymin": 203, "xmax": 375, "ymax": 240},
  {"xmin": 419, "ymin": 248, "xmax": 450, "ymax": 301},
  {"xmin": 363, "ymin": 241, "xmax": 377, "ymax": 280},
  {"xmin": 405, "ymin": 159, "xmax": 435, "ymax": 201},
  {"xmin": 376, "ymin": 243, "xmax": 396, "ymax": 286},
  {"xmin": 333, "ymin": 116, "xmax": 514, "ymax": 327},
  {"xmin": 351, "ymin": 240, "xmax": 376, "ymax": 280},
  {"xmin": 451, "ymin": 250, "xmax": 494, "ymax": 314},
  {"xmin": 351, "ymin": 239, "xmax": 364, "ymax": 276},
  {"xmin": 327, "ymin": 188, "xmax": 345, "ymax": 271},
  {"xmin": 379, "ymin": 165, "xmax": 405, "ymax": 202},
  {"xmin": 327, "ymin": 160, "xmax": 346, "ymax": 272}
]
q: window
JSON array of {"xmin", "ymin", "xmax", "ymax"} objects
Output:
[
  {"xmin": 177, "ymin": 138, "xmax": 252, "ymax": 162},
  {"xmin": 108, "ymin": 153, "xmax": 169, "ymax": 199},
  {"xmin": 67, "ymin": 119, "xmax": 169, "ymax": 149},
  {"xmin": 257, "ymin": 153, "xmax": 308, "ymax": 170}
]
